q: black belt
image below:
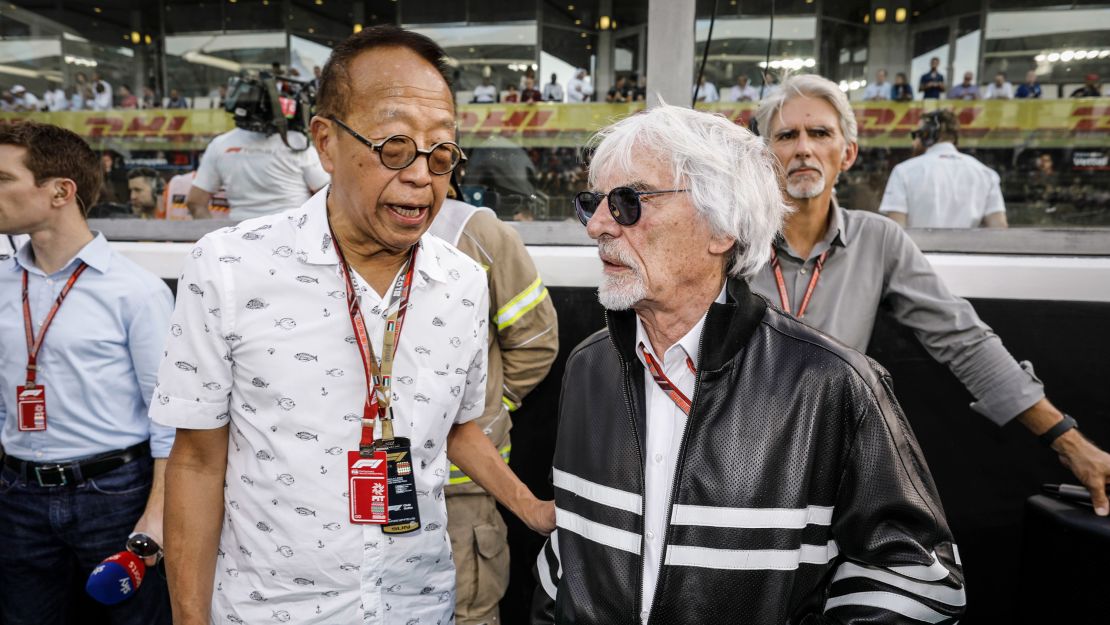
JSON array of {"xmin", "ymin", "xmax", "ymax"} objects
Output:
[{"xmin": 3, "ymin": 441, "xmax": 150, "ymax": 488}]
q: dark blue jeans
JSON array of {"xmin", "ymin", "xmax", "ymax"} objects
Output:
[{"xmin": 0, "ymin": 455, "xmax": 171, "ymax": 625}]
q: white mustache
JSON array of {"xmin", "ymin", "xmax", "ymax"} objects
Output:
[
  {"xmin": 597, "ymin": 238, "xmax": 640, "ymax": 274},
  {"xmin": 788, "ymin": 161, "xmax": 824, "ymax": 176}
]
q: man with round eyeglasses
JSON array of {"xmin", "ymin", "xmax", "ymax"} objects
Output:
[
  {"xmin": 154, "ymin": 26, "xmax": 554, "ymax": 625},
  {"xmin": 534, "ymin": 104, "xmax": 964, "ymax": 624}
]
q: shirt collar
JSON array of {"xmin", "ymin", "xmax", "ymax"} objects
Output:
[
  {"xmin": 774, "ymin": 196, "xmax": 848, "ymax": 259},
  {"xmin": 926, "ymin": 142, "xmax": 958, "ymax": 156},
  {"xmin": 633, "ymin": 284, "xmax": 726, "ymax": 371},
  {"xmin": 294, "ymin": 185, "xmax": 447, "ymax": 286},
  {"xmin": 13, "ymin": 231, "xmax": 111, "ymax": 276}
]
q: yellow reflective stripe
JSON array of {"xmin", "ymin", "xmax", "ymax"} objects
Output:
[
  {"xmin": 502, "ymin": 396, "xmax": 518, "ymax": 412},
  {"xmin": 495, "ymin": 276, "xmax": 548, "ymax": 330},
  {"xmin": 449, "ymin": 444, "xmax": 512, "ymax": 484}
]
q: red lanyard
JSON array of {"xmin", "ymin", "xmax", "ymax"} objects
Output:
[
  {"xmin": 22, "ymin": 263, "xmax": 87, "ymax": 387},
  {"xmin": 770, "ymin": 247, "xmax": 828, "ymax": 320},
  {"xmin": 331, "ymin": 230, "xmax": 417, "ymax": 451},
  {"xmin": 639, "ymin": 342, "xmax": 696, "ymax": 416}
]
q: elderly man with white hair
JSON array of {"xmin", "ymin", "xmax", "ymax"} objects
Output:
[
  {"xmin": 750, "ymin": 74, "xmax": 1110, "ymax": 513},
  {"xmin": 531, "ymin": 104, "xmax": 965, "ymax": 624}
]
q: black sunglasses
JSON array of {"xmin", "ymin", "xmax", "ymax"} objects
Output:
[
  {"xmin": 574, "ymin": 187, "xmax": 688, "ymax": 226},
  {"xmin": 329, "ymin": 116, "xmax": 466, "ymax": 175}
]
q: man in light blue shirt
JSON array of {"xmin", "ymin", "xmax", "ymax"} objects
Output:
[{"xmin": 0, "ymin": 121, "xmax": 173, "ymax": 625}]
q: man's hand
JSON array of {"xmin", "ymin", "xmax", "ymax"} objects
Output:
[
  {"xmin": 447, "ymin": 421, "xmax": 554, "ymax": 535},
  {"xmin": 519, "ymin": 498, "xmax": 556, "ymax": 536},
  {"xmin": 1054, "ymin": 430, "xmax": 1110, "ymax": 516},
  {"xmin": 1019, "ymin": 399, "xmax": 1110, "ymax": 516}
]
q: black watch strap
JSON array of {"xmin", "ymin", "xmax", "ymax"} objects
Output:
[{"xmin": 1040, "ymin": 413, "xmax": 1078, "ymax": 448}]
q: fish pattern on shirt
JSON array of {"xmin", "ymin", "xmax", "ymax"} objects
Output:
[{"xmin": 151, "ymin": 191, "xmax": 489, "ymax": 625}]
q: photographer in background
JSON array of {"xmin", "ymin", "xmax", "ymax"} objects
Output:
[{"xmin": 187, "ymin": 72, "xmax": 329, "ymax": 220}]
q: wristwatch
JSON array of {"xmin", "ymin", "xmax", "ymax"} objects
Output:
[{"xmin": 1039, "ymin": 413, "xmax": 1078, "ymax": 448}]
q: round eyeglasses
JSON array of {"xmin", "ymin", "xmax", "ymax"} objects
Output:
[
  {"xmin": 574, "ymin": 187, "xmax": 688, "ymax": 226},
  {"xmin": 329, "ymin": 117, "xmax": 466, "ymax": 175}
]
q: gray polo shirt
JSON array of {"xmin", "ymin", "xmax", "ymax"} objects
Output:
[{"xmin": 749, "ymin": 201, "xmax": 1044, "ymax": 426}]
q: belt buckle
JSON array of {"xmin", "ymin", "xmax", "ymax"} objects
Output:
[{"xmin": 34, "ymin": 464, "xmax": 67, "ymax": 487}]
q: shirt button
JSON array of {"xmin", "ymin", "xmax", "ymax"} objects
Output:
[
  {"xmin": 640, "ymin": 611, "xmax": 648, "ymax": 621},
  {"xmin": 799, "ymin": 268, "xmax": 808, "ymax": 274},
  {"xmin": 46, "ymin": 278, "xmax": 54, "ymax": 285},
  {"xmin": 654, "ymin": 453, "xmax": 663, "ymax": 463},
  {"xmin": 646, "ymin": 530, "xmax": 655, "ymax": 540}
]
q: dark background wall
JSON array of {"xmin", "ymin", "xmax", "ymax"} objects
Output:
[{"xmin": 499, "ymin": 287, "xmax": 1110, "ymax": 624}]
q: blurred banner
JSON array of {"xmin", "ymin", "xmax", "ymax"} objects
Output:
[{"xmin": 2, "ymin": 99, "xmax": 1107, "ymax": 151}]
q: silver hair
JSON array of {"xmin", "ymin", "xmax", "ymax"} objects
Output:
[
  {"xmin": 587, "ymin": 105, "xmax": 790, "ymax": 279},
  {"xmin": 754, "ymin": 74, "xmax": 858, "ymax": 145}
]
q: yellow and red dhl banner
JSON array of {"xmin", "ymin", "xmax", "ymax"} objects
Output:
[
  {"xmin": 0, "ymin": 109, "xmax": 234, "ymax": 151},
  {"xmin": 1, "ymin": 99, "xmax": 1107, "ymax": 150},
  {"xmin": 457, "ymin": 99, "xmax": 1110, "ymax": 149}
]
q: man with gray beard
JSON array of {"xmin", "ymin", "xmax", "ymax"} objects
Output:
[
  {"xmin": 750, "ymin": 74, "xmax": 1110, "ymax": 512},
  {"xmin": 531, "ymin": 104, "xmax": 965, "ymax": 624}
]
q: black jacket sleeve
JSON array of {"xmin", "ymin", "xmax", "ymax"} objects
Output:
[{"xmin": 816, "ymin": 368, "xmax": 966, "ymax": 624}]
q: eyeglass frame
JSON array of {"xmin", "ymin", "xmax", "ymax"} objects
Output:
[
  {"xmin": 574, "ymin": 187, "xmax": 689, "ymax": 226},
  {"xmin": 328, "ymin": 116, "xmax": 467, "ymax": 175}
]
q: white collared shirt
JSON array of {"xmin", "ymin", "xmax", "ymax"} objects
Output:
[
  {"xmin": 151, "ymin": 188, "xmax": 489, "ymax": 624},
  {"xmin": 634, "ymin": 286, "xmax": 725, "ymax": 624},
  {"xmin": 878, "ymin": 142, "xmax": 1006, "ymax": 228},
  {"xmin": 727, "ymin": 84, "xmax": 760, "ymax": 102}
]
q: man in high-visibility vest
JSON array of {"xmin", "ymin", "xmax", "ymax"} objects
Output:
[{"xmin": 430, "ymin": 198, "xmax": 558, "ymax": 625}]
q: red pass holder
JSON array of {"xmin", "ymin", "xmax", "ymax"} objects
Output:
[
  {"xmin": 348, "ymin": 450, "xmax": 389, "ymax": 524},
  {"xmin": 16, "ymin": 385, "xmax": 47, "ymax": 431}
]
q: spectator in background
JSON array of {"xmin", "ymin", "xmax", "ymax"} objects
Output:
[
  {"xmin": 210, "ymin": 84, "xmax": 228, "ymax": 108},
  {"xmin": 948, "ymin": 71, "xmax": 980, "ymax": 100},
  {"xmin": 693, "ymin": 74, "xmax": 719, "ymax": 103},
  {"xmin": 606, "ymin": 75, "xmax": 629, "ymax": 103},
  {"xmin": 1071, "ymin": 73, "xmax": 1102, "ymax": 97},
  {"xmin": 919, "ymin": 56, "xmax": 945, "ymax": 99},
  {"xmin": 892, "ymin": 72, "xmax": 914, "ymax": 101},
  {"xmin": 79, "ymin": 86, "xmax": 95, "ymax": 110},
  {"xmin": 166, "ymin": 89, "xmax": 189, "ymax": 109},
  {"xmin": 311, "ymin": 65, "xmax": 322, "ymax": 91},
  {"xmin": 759, "ymin": 70, "xmax": 781, "ymax": 99},
  {"xmin": 863, "ymin": 69, "xmax": 891, "ymax": 100},
  {"xmin": 43, "ymin": 85, "xmax": 67, "ymax": 111},
  {"xmin": 984, "ymin": 72, "xmax": 1014, "ymax": 99},
  {"xmin": 542, "ymin": 73, "xmax": 564, "ymax": 102},
  {"xmin": 10, "ymin": 86, "xmax": 41, "ymax": 111},
  {"xmin": 67, "ymin": 85, "xmax": 85, "ymax": 110},
  {"xmin": 472, "ymin": 75, "xmax": 498, "ymax": 103},
  {"xmin": 631, "ymin": 73, "xmax": 647, "ymax": 101},
  {"xmin": 504, "ymin": 83, "xmax": 520, "ymax": 102},
  {"xmin": 127, "ymin": 167, "xmax": 163, "ymax": 219},
  {"xmin": 1015, "ymin": 70, "xmax": 1042, "ymax": 99},
  {"xmin": 727, "ymin": 74, "xmax": 759, "ymax": 102},
  {"xmin": 521, "ymin": 75, "xmax": 543, "ymax": 103},
  {"xmin": 118, "ymin": 85, "xmax": 139, "ymax": 109},
  {"xmin": 91, "ymin": 71, "xmax": 112, "ymax": 110},
  {"xmin": 567, "ymin": 67, "xmax": 594, "ymax": 102},
  {"xmin": 0, "ymin": 91, "xmax": 13, "ymax": 112}
]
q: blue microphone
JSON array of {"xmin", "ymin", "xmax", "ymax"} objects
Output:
[{"xmin": 86, "ymin": 550, "xmax": 146, "ymax": 605}]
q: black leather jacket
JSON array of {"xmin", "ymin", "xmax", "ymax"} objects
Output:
[{"xmin": 533, "ymin": 279, "xmax": 965, "ymax": 625}]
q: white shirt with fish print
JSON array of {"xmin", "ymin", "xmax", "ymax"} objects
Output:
[{"xmin": 152, "ymin": 187, "xmax": 489, "ymax": 625}]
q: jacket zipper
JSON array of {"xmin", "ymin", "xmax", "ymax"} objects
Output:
[
  {"xmin": 605, "ymin": 311, "xmax": 648, "ymax": 625},
  {"xmin": 644, "ymin": 323, "xmax": 707, "ymax": 625}
]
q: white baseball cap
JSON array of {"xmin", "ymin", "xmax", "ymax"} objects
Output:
[{"xmin": 10, "ymin": 85, "xmax": 25, "ymax": 94}]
